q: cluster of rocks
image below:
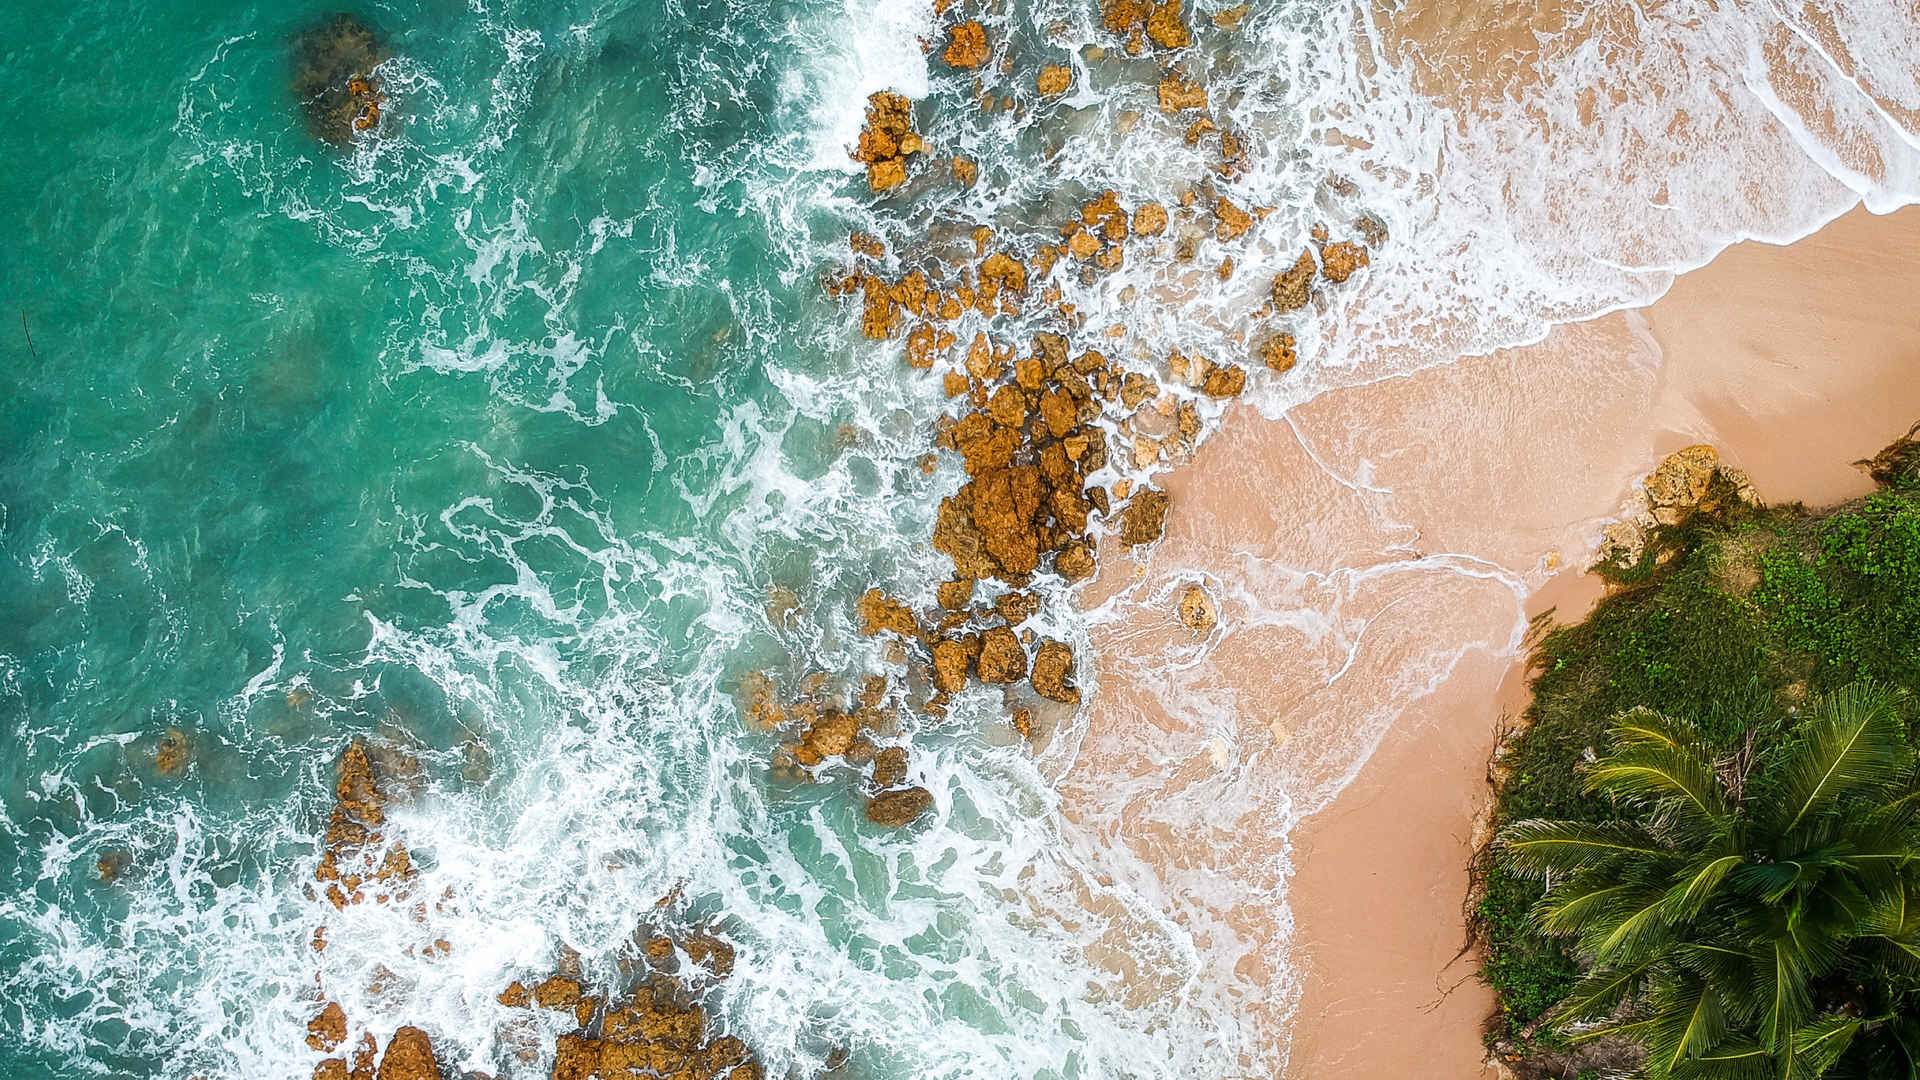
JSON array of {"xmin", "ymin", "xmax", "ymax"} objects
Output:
[
  {"xmin": 1599, "ymin": 444, "xmax": 1762, "ymax": 568},
  {"xmin": 498, "ymin": 928, "xmax": 758, "ymax": 1080},
  {"xmin": 303, "ymin": 740, "xmax": 763, "ymax": 1079},
  {"xmin": 851, "ymin": 92, "xmax": 924, "ymax": 193},
  {"xmin": 290, "ymin": 13, "xmax": 389, "ymax": 145},
  {"xmin": 307, "ymin": 740, "xmax": 442, "ymax": 1080}
]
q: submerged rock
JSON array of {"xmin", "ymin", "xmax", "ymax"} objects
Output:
[
  {"xmin": 154, "ymin": 727, "xmax": 189, "ymax": 777},
  {"xmin": 866, "ymin": 786, "xmax": 933, "ymax": 827},
  {"xmin": 290, "ymin": 13, "xmax": 389, "ymax": 146}
]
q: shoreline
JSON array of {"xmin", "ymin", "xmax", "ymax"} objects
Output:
[
  {"xmin": 1283, "ymin": 203, "xmax": 1920, "ymax": 1077},
  {"xmin": 1061, "ymin": 202, "xmax": 1920, "ymax": 1079}
]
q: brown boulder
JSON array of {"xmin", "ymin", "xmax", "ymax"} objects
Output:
[
  {"xmin": 996, "ymin": 591, "xmax": 1041, "ymax": 624},
  {"xmin": 1120, "ymin": 489, "xmax": 1171, "ymax": 546},
  {"xmin": 1271, "ymin": 249, "xmax": 1316, "ymax": 312},
  {"xmin": 977, "ymin": 628, "xmax": 1028, "ymax": 683},
  {"xmin": 798, "ymin": 711, "xmax": 861, "ymax": 764},
  {"xmin": 1319, "ymin": 240, "xmax": 1369, "ymax": 283},
  {"xmin": 1202, "ymin": 363, "xmax": 1246, "ymax": 398},
  {"xmin": 1037, "ymin": 64, "xmax": 1073, "ymax": 96},
  {"xmin": 943, "ymin": 20, "xmax": 989, "ymax": 68},
  {"xmin": 937, "ymin": 579, "xmax": 975, "ymax": 610},
  {"xmin": 872, "ymin": 746, "xmax": 910, "ymax": 789},
  {"xmin": 1260, "ymin": 333, "xmax": 1297, "ymax": 373},
  {"xmin": 1177, "ymin": 585, "xmax": 1217, "ymax": 634},
  {"xmin": 497, "ymin": 981, "xmax": 532, "ymax": 1008},
  {"xmin": 1056, "ymin": 542, "xmax": 1096, "ymax": 581},
  {"xmin": 1031, "ymin": 641, "xmax": 1080, "ymax": 704},
  {"xmin": 1157, "ymin": 75, "xmax": 1207, "ymax": 112},
  {"xmin": 856, "ymin": 589, "xmax": 920, "ymax": 639},
  {"xmin": 867, "ymin": 786, "xmax": 934, "ymax": 827},
  {"xmin": 1133, "ymin": 202, "xmax": 1169, "ymax": 237},
  {"xmin": 375, "ymin": 1027, "xmax": 437, "ymax": 1080},
  {"xmin": 1146, "ymin": 1, "xmax": 1192, "ymax": 47},
  {"xmin": 534, "ymin": 976, "xmax": 582, "ymax": 1011},
  {"xmin": 307, "ymin": 1002, "xmax": 347, "ymax": 1052},
  {"xmin": 1214, "ymin": 198, "xmax": 1252, "ymax": 241},
  {"xmin": 931, "ymin": 638, "xmax": 974, "ymax": 695}
]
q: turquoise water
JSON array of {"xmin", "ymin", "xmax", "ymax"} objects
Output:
[
  {"xmin": 0, "ymin": 2, "xmax": 1246, "ymax": 1077},
  {"xmin": 12, "ymin": 0, "xmax": 1920, "ymax": 1076}
]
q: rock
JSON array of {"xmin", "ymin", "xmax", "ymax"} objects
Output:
[
  {"xmin": 943, "ymin": 20, "xmax": 989, "ymax": 68},
  {"xmin": 872, "ymin": 746, "xmax": 910, "ymax": 789},
  {"xmin": 1644, "ymin": 445, "xmax": 1719, "ymax": 523},
  {"xmin": 937, "ymin": 579, "xmax": 975, "ymax": 610},
  {"xmin": 154, "ymin": 727, "xmax": 189, "ymax": 777},
  {"xmin": 1031, "ymin": 641, "xmax": 1080, "ymax": 704},
  {"xmin": 534, "ymin": 976, "xmax": 582, "ymax": 1011},
  {"xmin": 996, "ymin": 591, "xmax": 1041, "ymax": 624},
  {"xmin": 1214, "ymin": 198, "xmax": 1252, "ymax": 241},
  {"xmin": 1037, "ymin": 64, "xmax": 1072, "ymax": 96},
  {"xmin": 1146, "ymin": 1, "xmax": 1192, "ymax": 48},
  {"xmin": 1856, "ymin": 422, "xmax": 1920, "ymax": 488},
  {"xmin": 1120, "ymin": 371, "xmax": 1159, "ymax": 409},
  {"xmin": 856, "ymin": 589, "xmax": 920, "ymax": 639},
  {"xmin": 95, "ymin": 850, "xmax": 129, "ymax": 884},
  {"xmin": 1319, "ymin": 240, "xmax": 1369, "ymax": 283},
  {"xmin": 852, "ymin": 91, "xmax": 922, "ymax": 193},
  {"xmin": 866, "ymin": 786, "xmax": 934, "ymax": 827},
  {"xmin": 307, "ymin": 1002, "xmax": 347, "ymax": 1052},
  {"xmin": 1120, "ymin": 488, "xmax": 1171, "ymax": 546},
  {"xmin": 952, "ymin": 157, "xmax": 978, "ymax": 187},
  {"xmin": 1357, "ymin": 214, "xmax": 1389, "ymax": 248},
  {"xmin": 375, "ymin": 1027, "xmax": 437, "ymax": 1080},
  {"xmin": 497, "ymin": 981, "xmax": 532, "ymax": 1008},
  {"xmin": 931, "ymin": 638, "xmax": 974, "ymax": 695},
  {"xmin": 684, "ymin": 932, "xmax": 735, "ymax": 979},
  {"xmin": 1260, "ymin": 333, "xmax": 1297, "ymax": 373},
  {"xmin": 1271, "ymin": 249, "xmax": 1316, "ymax": 312},
  {"xmin": 1056, "ymin": 541, "xmax": 1096, "ymax": 581},
  {"xmin": 290, "ymin": 14, "xmax": 389, "ymax": 146},
  {"xmin": 1157, "ymin": 74, "xmax": 1207, "ymax": 112},
  {"xmin": 1202, "ymin": 362, "xmax": 1246, "ymax": 398},
  {"xmin": 797, "ymin": 711, "xmax": 861, "ymax": 765},
  {"xmin": 313, "ymin": 1060, "xmax": 350, "ymax": 1080},
  {"xmin": 1177, "ymin": 585, "xmax": 1217, "ymax": 634},
  {"xmin": 1133, "ymin": 202, "xmax": 1169, "ymax": 237},
  {"xmin": 1601, "ymin": 520, "xmax": 1646, "ymax": 568},
  {"xmin": 1012, "ymin": 708, "xmax": 1034, "ymax": 739},
  {"xmin": 977, "ymin": 628, "xmax": 1027, "ymax": 683}
]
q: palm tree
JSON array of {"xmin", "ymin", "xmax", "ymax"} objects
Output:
[{"xmin": 1498, "ymin": 683, "xmax": 1920, "ymax": 1078}]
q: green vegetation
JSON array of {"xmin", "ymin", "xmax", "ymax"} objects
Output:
[{"xmin": 1478, "ymin": 434, "xmax": 1920, "ymax": 1078}]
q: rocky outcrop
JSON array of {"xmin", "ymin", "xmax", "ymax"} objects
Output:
[
  {"xmin": 1600, "ymin": 445, "xmax": 1763, "ymax": 567},
  {"xmin": 852, "ymin": 92, "xmax": 923, "ymax": 193},
  {"xmin": 1857, "ymin": 421, "xmax": 1920, "ymax": 488},
  {"xmin": 290, "ymin": 14, "xmax": 389, "ymax": 145},
  {"xmin": 307, "ymin": 1002, "xmax": 347, "ymax": 1052}
]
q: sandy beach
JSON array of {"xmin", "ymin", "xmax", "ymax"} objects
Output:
[{"xmin": 1061, "ymin": 202, "xmax": 1920, "ymax": 1077}]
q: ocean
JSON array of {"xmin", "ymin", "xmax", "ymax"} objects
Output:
[{"xmin": 3, "ymin": 0, "xmax": 1917, "ymax": 1077}]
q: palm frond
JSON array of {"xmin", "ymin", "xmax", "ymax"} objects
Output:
[
  {"xmin": 1500, "ymin": 818, "xmax": 1669, "ymax": 879},
  {"xmin": 1549, "ymin": 959, "xmax": 1654, "ymax": 1025},
  {"xmin": 1588, "ymin": 745, "xmax": 1731, "ymax": 834},
  {"xmin": 1640, "ymin": 973, "xmax": 1728, "ymax": 1077},
  {"xmin": 1767, "ymin": 682, "xmax": 1907, "ymax": 836}
]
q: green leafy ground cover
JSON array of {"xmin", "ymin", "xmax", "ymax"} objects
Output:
[{"xmin": 1478, "ymin": 439, "xmax": 1920, "ymax": 1073}]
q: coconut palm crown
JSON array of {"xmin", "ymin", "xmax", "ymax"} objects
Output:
[{"xmin": 1499, "ymin": 683, "xmax": 1920, "ymax": 1079}]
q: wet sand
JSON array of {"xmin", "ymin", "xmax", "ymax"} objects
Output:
[{"xmin": 1061, "ymin": 203, "xmax": 1920, "ymax": 1077}]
